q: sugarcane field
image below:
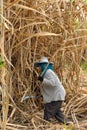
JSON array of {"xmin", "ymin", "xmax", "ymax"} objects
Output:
[{"xmin": 0, "ymin": 0, "xmax": 87, "ymax": 130}]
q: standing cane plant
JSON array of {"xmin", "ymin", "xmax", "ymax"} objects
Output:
[{"xmin": 0, "ymin": 0, "xmax": 9, "ymax": 129}]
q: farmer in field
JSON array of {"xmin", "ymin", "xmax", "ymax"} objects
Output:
[{"xmin": 34, "ymin": 57, "xmax": 70, "ymax": 124}]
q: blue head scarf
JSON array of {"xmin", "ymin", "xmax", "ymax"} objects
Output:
[{"xmin": 40, "ymin": 63, "xmax": 54, "ymax": 77}]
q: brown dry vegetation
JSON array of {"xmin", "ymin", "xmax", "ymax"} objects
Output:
[{"xmin": 0, "ymin": 0, "xmax": 87, "ymax": 130}]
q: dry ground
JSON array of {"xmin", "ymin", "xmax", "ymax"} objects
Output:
[{"xmin": 6, "ymin": 73, "xmax": 87, "ymax": 130}]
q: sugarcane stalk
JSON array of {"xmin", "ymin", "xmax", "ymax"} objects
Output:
[{"xmin": 0, "ymin": 0, "xmax": 9, "ymax": 130}]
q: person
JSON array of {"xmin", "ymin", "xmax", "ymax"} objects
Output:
[{"xmin": 34, "ymin": 57, "xmax": 70, "ymax": 124}]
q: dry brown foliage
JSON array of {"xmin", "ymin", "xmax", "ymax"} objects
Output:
[{"xmin": 0, "ymin": 0, "xmax": 87, "ymax": 130}]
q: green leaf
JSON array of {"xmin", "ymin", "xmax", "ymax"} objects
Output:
[
  {"xmin": 0, "ymin": 56, "xmax": 5, "ymax": 67},
  {"xmin": 70, "ymin": 0, "xmax": 75, "ymax": 2}
]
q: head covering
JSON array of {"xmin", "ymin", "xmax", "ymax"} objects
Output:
[
  {"xmin": 34, "ymin": 57, "xmax": 53, "ymax": 67},
  {"xmin": 34, "ymin": 57, "xmax": 54, "ymax": 77},
  {"xmin": 34, "ymin": 57, "xmax": 48, "ymax": 67}
]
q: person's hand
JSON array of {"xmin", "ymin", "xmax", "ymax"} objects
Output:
[{"xmin": 38, "ymin": 76, "xmax": 43, "ymax": 82}]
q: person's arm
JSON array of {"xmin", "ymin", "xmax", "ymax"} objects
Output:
[
  {"xmin": 42, "ymin": 70, "xmax": 56, "ymax": 87},
  {"xmin": 42, "ymin": 78, "xmax": 55, "ymax": 87}
]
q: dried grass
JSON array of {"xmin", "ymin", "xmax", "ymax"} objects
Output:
[{"xmin": 0, "ymin": 0, "xmax": 87, "ymax": 130}]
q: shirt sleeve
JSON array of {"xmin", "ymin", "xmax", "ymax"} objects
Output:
[{"xmin": 42, "ymin": 70, "xmax": 56, "ymax": 87}]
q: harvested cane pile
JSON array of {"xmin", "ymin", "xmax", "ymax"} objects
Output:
[{"xmin": 0, "ymin": 0, "xmax": 87, "ymax": 130}]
